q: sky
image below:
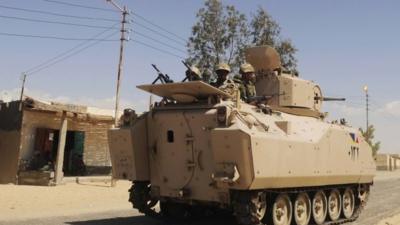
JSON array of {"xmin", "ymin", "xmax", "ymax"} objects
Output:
[{"xmin": 0, "ymin": 0, "xmax": 399, "ymax": 153}]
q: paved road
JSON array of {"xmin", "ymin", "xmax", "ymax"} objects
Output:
[
  {"xmin": 3, "ymin": 176, "xmax": 400, "ymax": 225},
  {"xmin": 349, "ymin": 175, "xmax": 400, "ymax": 225}
]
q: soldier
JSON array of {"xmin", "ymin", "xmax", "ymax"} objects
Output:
[
  {"xmin": 185, "ymin": 66, "xmax": 202, "ymax": 81},
  {"xmin": 239, "ymin": 63, "xmax": 257, "ymax": 102},
  {"xmin": 212, "ymin": 63, "xmax": 231, "ymax": 88}
]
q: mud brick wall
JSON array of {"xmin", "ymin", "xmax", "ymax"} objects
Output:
[
  {"xmin": 21, "ymin": 110, "xmax": 113, "ymax": 170},
  {"xmin": 81, "ymin": 123, "xmax": 112, "ymax": 167}
]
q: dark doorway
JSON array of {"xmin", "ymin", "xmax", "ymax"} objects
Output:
[
  {"xmin": 63, "ymin": 131, "xmax": 86, "ymax": 176},
  {"xmin": 51, "ymin": 130, "xmax": 86, "ymax": 176}
]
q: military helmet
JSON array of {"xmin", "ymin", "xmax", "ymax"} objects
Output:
[
  {"xmin": 216, "ymin": 63, "xmax": 231, "ymax": 73},
  {"xmin": 190, "ymin": 66, "xmax": 201, "ymax": 78},
  {"xmin": 240, "ymin": 63, "xmax": 255, "ymax": 73}
]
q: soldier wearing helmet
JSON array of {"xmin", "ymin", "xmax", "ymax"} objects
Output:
[
  {"xmin": 186, "ymin": 66, "xmax": 202, "ymax": 81},
  {"xmin": 212, "ymin": 63, "xmax": 231, "ymax": 88},
  {"xmin": 238, "ymin": 63, "xmax": 257, "ymax": 102}
]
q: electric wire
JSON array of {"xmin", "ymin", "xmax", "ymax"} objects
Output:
[
  {"xmin": 0, "ymin": 14, "xmax": 119, "ymax": 30},
  {"xmin": 24, "ymin": 23, "xmax": 120, "ymax": 74},
  {"xmin": 41, "ymin": 0, "xmax": 187, "ymax": 45},
  {"xmin": 131, "ymin": 12, "xmax": 187, "ymax": 42},
  {"xmin": 0, "ymin": 32, "xmax": 119, "ymax": 41},
  {"xmin": 43, "ymin": 0, "xmax": 118, "ymax": 13},
  {"xmin": 133, "ymin": 21, "xmax": 187, "ymax": 46},
  {"xmin": 41, "ymin": 0, "xmax": 188, "ymax": 49},
  {"xmin": 4, "ymin": 1, "xmax": 188, "ymax": 71},
  {"xmin": 0, "ymin": 5, "xmax": 119, "ymax": 22},
  {"xmin": 131, "ymin": 39, "xmax": 185, "ymax": 59},
  {"xmin": 27, "ymin": 30, "xmax": 119, "ymax": 76},
  {"xmin": 133, "ymin": 31, "xmax": 186, "ymax": 54}
]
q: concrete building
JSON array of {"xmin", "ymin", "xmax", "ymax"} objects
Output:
[
  {"xmin": 376, "ymin": 154, "xmax": 399, "ymax": 171},
  {"xmin": 392, "ymin": 154, "xmax": 400, "ymax": 170},
  {"xmin": 0, "ymin": 98, "xmax": 114, "ymax": 185}
]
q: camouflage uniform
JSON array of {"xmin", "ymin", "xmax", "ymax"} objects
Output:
[{"xmin": 239, "ymin": 63, "xmax": 257, "ymax": 102}]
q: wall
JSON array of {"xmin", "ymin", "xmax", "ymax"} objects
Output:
[
  {"xmin": 21, "ymin": 110, "xmax": 113, "ymax": 174},
  {"xmin": 376, "ymin": 154, "xmax": 391, "ymax": 171},
  {"xmin": 0, "ymin": 101, "xmax": 22, "ymax": 130},
  {"xmin": 0, "ymin": 131, "xmax": 21, "ymax": 183},
  {"xmin": 0, "ymin": 101, "xmax": 23, "ymax": 184}
]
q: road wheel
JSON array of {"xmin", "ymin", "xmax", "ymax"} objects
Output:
[
  {"xmin": 234, "ymin": 191, "xmax": 267, "ymax": 225},
  {"xmin": 272, "ymin": 194, "xmax": 292, "ymax": 225},
  {"xmin": 129, "ymin": 182, "xmax": 160, "ymax": 218},
  {"xmin": 293, "ymin": 192, "xmax": 311, "ymax": 225},
  {"xmin": 342, "ymin": 188, "xmax": 355, "ymax": 219},
  {"xmin": 358, "ymin": 184, "xmax": 370, "ymax": 206},
  {"xmin": 312, "ymin": 191, "xmax": 327, "ymax": 225},
  {"xmin": 328, "ymin": 189, "xmax": 341, "ymax": 221}
]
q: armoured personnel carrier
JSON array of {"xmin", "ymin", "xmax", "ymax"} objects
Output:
[{"xmin": 108, "ymin": 46, "xmax": 375, "ymax": 225}]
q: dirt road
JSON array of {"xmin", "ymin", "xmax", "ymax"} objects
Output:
[{"xmin": 1, "ymin": 171, "xmax": 400, "ymax": 225}]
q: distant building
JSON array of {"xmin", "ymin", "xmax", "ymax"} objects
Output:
[
  {"xmin": 375, "ymin": 154, "xmax": 399, "ymax": 171},
  {"xmin": 0, "ymin": 98, "xmax": 114, "ymax": 185},
  {"xmin": 392, "ymin": 154, "xmax": 400, "ymax": 170}
]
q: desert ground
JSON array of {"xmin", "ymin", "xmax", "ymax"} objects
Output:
[{"xmin": 1, "ymin": 171, "xmax": 400, "ymax": 225}]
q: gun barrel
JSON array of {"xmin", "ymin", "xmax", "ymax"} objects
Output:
[
  {"xmin": 315, "ymin": 97, "xmax": 346, "ymax": 101},
  {"xmin": 151, "ymin": 64, "xmax": 160, "ymax": 73},
  {"xmin": 247, "ymin": 95, "xmax": 274, "ymax": 102},
  {"xmin": 181, "ymin": 60, "xmax": 191, "ymax": 70}
]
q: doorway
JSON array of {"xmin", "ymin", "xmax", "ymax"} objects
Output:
[{"xmin": 50, "ymin": 130, "xmax": 86, "ymax": 176}]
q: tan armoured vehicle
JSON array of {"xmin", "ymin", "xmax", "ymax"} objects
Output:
[{"xmin": 108, "ymin": 46, "xmax": 375, "ymax": 225}]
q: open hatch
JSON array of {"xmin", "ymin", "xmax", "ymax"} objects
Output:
[{"xmin": 137, "ymin": 81, "xmax": 232, "ymax": 103}]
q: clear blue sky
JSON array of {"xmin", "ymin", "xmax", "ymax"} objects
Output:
[{"xmin": 1, "ymin": 0, "xmax": 399, "ymax": 153}]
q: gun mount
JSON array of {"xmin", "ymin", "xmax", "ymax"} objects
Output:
[{"xmin": 151, "ymin": 64, "xmax": 173, "ymax": 84}]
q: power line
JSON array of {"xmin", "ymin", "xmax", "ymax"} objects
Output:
[
  {"xmin": 0, "ymin": 32, "xmax": 119, "ymax": 41},
  {"xmin": 0, "ymin": 14, "xmax": 119, "ymax": 30},
  {"xmin": 132, "ymin": 39, "xmax": 185, "ymax": 59},
  {"xmin": 24, "ymin": 23, "xmax": 119, "ymax": 74},
  {"xmin": 134, "ymin": 31, "xmax": 187, "ymax": 54},
  {"xmin": 43, "ymin": 0, "xmax": 118, "ymax": 13},
  {"xmin": 131, "ymin": 12, "xmax": 187, "ymax": 42},
  {"xmin": 40, "ymin": 0, "xmax": 188, "ymax": 51},
  {"xmin": 27, "ymin": 31, "xmax": 120, "ymax": 76},
  {"xmin": 133, "ymin": 21, "xmax": 187, "ymax": 46},
  {"xmin": 41, "ymin": 0, "xmax": 188, "ymax": 44},
  {"xmin": 0, "ymin": 5, "xmax": 119, "ymax": 22}
]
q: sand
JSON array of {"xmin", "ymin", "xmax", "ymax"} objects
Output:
[
  {"xmin": 1, "ymin": 171, "xmax": 400, "ymax": 223},
  {"xmin": 0, "ymin": 180, "xmax": 133, "ymax": 221},
  {"xmin": 376, "ymin": 213, "xmax": 400, "ymax": 225}
]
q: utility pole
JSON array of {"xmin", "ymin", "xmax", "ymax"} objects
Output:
[
  {"xmin": 20, "ymin": 73, "xmax": 27, "ymax": 101},
  {"xmin": 19, "ymin": 73, "xmax": 27, "ymax": 111},
  {"xmin": 363, "ymin": 85, "xmax": 369, "ymax": 130},
  {"xmin": 106, "ymin": 0, "xmax": 129, "ymax": 187},
  {"xmin": 107, "ymin": 0, "xmax": 129, "ymax": 126}
]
